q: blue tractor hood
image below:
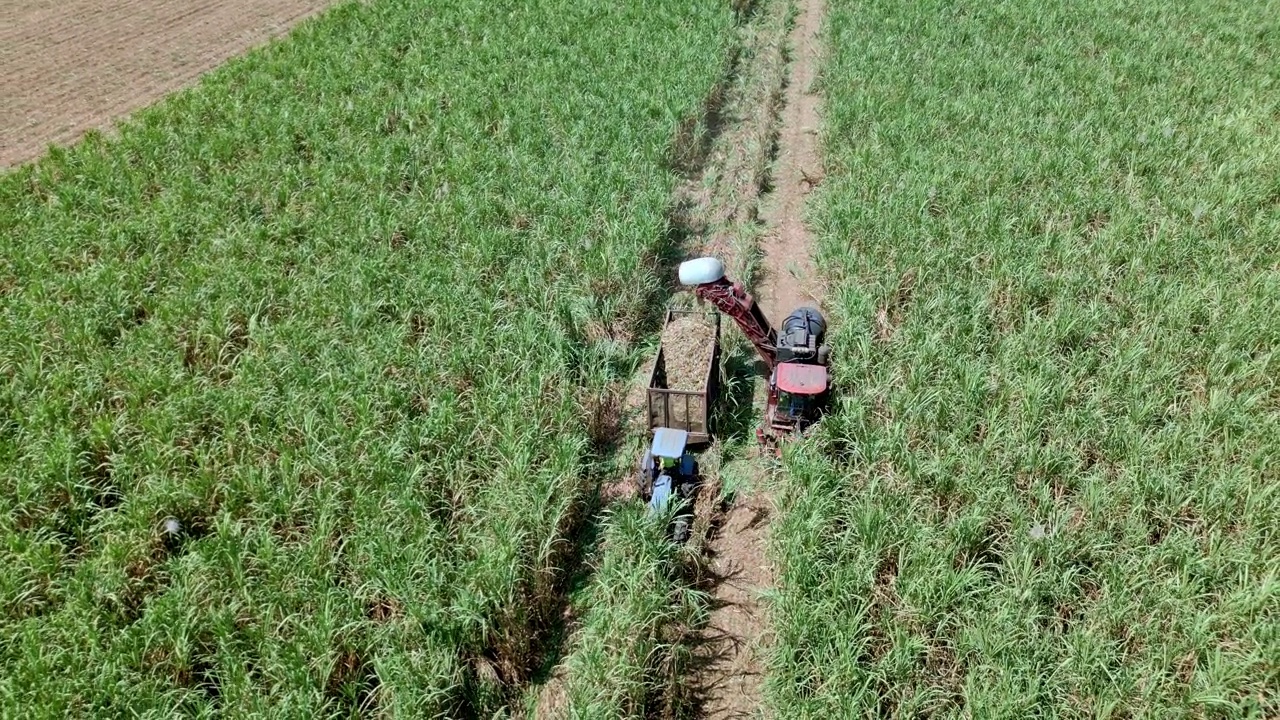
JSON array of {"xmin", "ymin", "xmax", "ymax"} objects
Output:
[{"xmin": 650, "ymin": 427, "xmax": 689, "ymax": 459}]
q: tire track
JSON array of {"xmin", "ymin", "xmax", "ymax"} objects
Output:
[{"xmin": 693, "ymin": 0, "xmax": 827, "ymax": 715}]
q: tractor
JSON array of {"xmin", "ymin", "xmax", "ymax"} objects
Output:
[
  {"xmin": 636, "ymin": 257, "xmax": 830, "ymax": 539},
  {"xmin": 639, "ymin": 427, "xmax": 699, "ymax": 542}
]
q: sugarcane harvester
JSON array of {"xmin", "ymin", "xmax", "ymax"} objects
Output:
[{"xmin": 678, "ymin": 257, "xmax": 831, "ymax": 444}]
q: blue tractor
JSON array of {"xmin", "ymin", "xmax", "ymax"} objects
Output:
[{"xmin": 639, "ymin": 427, "xmax": 700, "ymax": 543}]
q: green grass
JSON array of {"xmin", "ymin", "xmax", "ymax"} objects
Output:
[
  {"xmin": 0, "ymin": 0, "xmax": 734, "ymax": 715},
  {"xmin": 770, "ymin": 0, "xmax": 1280, "ymax": 717},
  {"xmin": 552, "ymin": 504, "xmax": 702, "ymax": 719}
]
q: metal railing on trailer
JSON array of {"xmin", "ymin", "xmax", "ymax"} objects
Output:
[{"xmin": 645, "ymin": 309, "xmax": 720, "ymax": 445}]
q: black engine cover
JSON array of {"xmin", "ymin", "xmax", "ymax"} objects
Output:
[{"xmin": 776, "ymin": 307, "xmax": 826, "ymax": 363}]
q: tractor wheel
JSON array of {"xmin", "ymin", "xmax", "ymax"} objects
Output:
[{"xmin": 672, "ymin": 517, "xmax": 690, "ymax": 544}]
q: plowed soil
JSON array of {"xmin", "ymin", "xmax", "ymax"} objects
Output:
[
  {"xmin": 661, "ymin": 313, "xmax": 716, "ymax": 391},
  {"xmin": 0, "ymin": 0, "xmax": 335, "ymax": 169}
]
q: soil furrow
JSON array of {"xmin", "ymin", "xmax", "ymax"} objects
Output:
[{"xmin": 756, "ymin": 0, "xmax": 826, "ymax": 321}]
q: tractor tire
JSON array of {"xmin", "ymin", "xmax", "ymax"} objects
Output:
[{"xmin": 672, "ymin": 518, "xmax": 690, "ymax": 544}]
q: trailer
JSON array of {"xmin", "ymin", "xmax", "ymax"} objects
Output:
[
  {"xmin": 638, "ymin": 309, "xmax": 719, "ymax": 542},
  {"xmin": 645, "ymin": 309, "xmax": 720, "ymax": 445}
]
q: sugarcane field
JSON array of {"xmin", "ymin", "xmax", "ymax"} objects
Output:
[{"xmin": 1, "ymin": 0, "xmax": 1276, "ymax": 717}]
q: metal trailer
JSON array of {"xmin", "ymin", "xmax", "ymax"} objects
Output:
[{"xmin": 645, "ymin": 309, "xmax": 721, "ymax": 445}]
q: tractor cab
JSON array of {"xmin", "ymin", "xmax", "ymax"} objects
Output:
[
  {"xmin": 767, "ymin": 362, "xmax": 829, "ymax": 436},
  {"xmin": 639, "ymin": 427, "xmax": 699, "ymax": 542},
  {"xmin": 641, "ymin": 427, "xmax": 697, "ymax": 504}
]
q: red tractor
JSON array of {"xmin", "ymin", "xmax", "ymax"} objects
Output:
[{"xmin": 678, "ymin": 257, "xmax": 831, "ymax": 446}]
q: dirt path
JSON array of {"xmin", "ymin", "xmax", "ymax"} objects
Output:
[
  {"xmin": 694, "ymin": 0, "xmax": 827, "ymax": 717},
  {"xmin": 756, "ymin": 0, "xmax": 827, "ymax": 319},
  {"xmin": 526, "ymin": 0, "xmax": 827, "ymax": 714},
  {"xmin": 0, "ymin": 0, "xmax": 336, "ymax": 169}
]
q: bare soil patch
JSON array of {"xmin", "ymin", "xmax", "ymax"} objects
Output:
[
  {"xmin": 0, "ymin": 0, "xmax": 336, "ymax": 168},
  {"xmin": 694, "ymin": 487, "xmax": 774, "ymax": 719},
  {"xmin": 755, "ymin": 0, "xmax": 827, "ymax": 322}
]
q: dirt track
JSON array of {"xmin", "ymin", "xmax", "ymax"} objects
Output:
[
  {"xmin": 0, "ymin": 0, "xmax": 335, "ymax": 169},
  {"xmin": 696, "ymin": 0, "xmax": 827, "ymax": 714},
  {"xmin": 756, "ymin": 0, "xmax": 826, "ymax": 320}
]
